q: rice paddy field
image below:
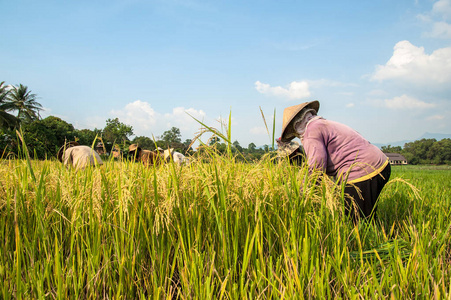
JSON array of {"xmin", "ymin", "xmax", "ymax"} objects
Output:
[{"xmin": 0, "ymin": 154, "xmax": 450, "ymax": 299}]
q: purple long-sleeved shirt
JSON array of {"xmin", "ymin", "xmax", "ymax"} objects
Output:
[{"xmin": 302, "ymin": 118, "xmax": 388, "ymax": 182}]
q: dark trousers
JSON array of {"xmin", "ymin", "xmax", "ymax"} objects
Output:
[{"xmin": 344, "ymin": 163, "xmax": 391, "ymax": 220}]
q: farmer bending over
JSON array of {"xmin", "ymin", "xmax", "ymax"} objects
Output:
[
  {"xmin": 57, "ymin": 141, "xmax": 103, "ymax": 170},
  {"xmin": 278, "ymin": 101, "xmax": 391, "ymax": 220}
]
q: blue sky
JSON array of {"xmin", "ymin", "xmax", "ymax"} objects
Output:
[{"xmin": 2, "ymin": 0, "xmax": 451, "ymax": 147}]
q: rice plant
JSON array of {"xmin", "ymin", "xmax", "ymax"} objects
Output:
[{"xmin": 0, "ymin": 148, "xmax": 450, "ymax": 298}]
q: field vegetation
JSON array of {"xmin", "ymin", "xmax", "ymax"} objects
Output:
[{"xmin": 0, "ymin": 150, "xmax": 450, "ymax": 298}]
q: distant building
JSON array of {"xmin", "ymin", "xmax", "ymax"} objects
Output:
[{"xmin": 386, "ymin": 153, "xmax": 408, "ymax": 165}]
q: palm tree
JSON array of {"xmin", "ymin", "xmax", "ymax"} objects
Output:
[
  {"xmin": 0, "ymin": 81, "xmax": 19, "ymax": 129},
  {"xmin": 8, "ymin": 84, "xmax": 42, "ymax": 123}
]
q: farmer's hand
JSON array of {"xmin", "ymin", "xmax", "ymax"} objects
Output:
[{"xmin": 276, "ymin": 137, "xmax": 290, "ymax": 148}]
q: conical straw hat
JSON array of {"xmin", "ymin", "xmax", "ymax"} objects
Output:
[
  {"xmin": 281, "ymin": 100, "xmax": 319, "ymax": 141},
  {"xmin": 129, "ymin": 144, "xmax": 140, "ymax": 152},
  {"xmin": 57, "ymin": 141, "xmax": 79, "ymax": 162}
]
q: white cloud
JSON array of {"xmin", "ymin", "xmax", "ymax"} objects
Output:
[
  {"xmin": 337, "ymin": 92, "xmax": 354, "ymax": 97},
  {"xmin": 41, "ymin": 107, "xmax": 70, "ymax": 121},
  {"xmin": 432, "ymin": 0, "xmax": 451, "ymax": 20},
  {"xmin": 346, "ymin": 103, "xmax": 355, "ymax": 108},
  {"xmin": 40, "ymin": 107, "xmax": 53, "ymax": 118},
  {"xmin": 73, "ymin": 116, "xmax": 106, "ymax": 131},
  {"xmin": 111, "ymin": 100, "xmax": 159, "ymax": 135},
  {"xmin": 417, "ymin": 13, "xmax": 432, "ymax": 22},
  {"xmin": 426, "ymin": 114, "xmax": 445, "ymax": 120},
  {"xmin": 164, "ymin": 106, "xmax": 206, "ymax": 129},
  {"xmin": 250, "ymin": 126, "xmax": 268, "ymax": 135},
  {"xmin": 110, "ymin": 101, "xmax": 207, "ymax": 139},
  {"xmin": 429, "ymin": 21, "xmax": 451, "ymax": 38},
  {"xmin": 371, "ymin": 40, "xmax": 451, "ymax": 84},
  {"xmin": 426, "ymin": 115, "xmax": 445, "ymax": 121},
  {"xmin": 367, "ymin": 89, "xmax": 388, "ymax": 96},
  {"xmin": 214, "ymin": 115, "xmax": 238, "ymax": 131},
  {"xmin": 255, "ymin": 80, "xmax": 311, "ymax": 100},
  {"xmin": 383, "ymin": 95, "xmax": 436, "ymax": 110},
  {"xmin": 418, "ymin": 0, "xmax": 451, "ymax": 38}
]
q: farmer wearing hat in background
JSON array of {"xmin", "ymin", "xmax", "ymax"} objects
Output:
[
  {"xmin": 279, "ymin": 100, "xmax": 391, "ymax": 220},
  {"xmin": 163, "ymin": 148, "xmax": 190, "ymax": 166},
  {"xmin": 57, "ymin": 141, "xmax": 103, "ymax": 170},
  {"xmin": 129, "ymin": 144, "xmax": 162, "ymax": 166}
]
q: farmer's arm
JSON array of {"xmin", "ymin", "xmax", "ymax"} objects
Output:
[{"xmin": 303, "ymin": 135, "xmax": 328, "ymax": 174}]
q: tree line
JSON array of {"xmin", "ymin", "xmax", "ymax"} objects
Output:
[
  {"xmin": 0, "ymin": 113, "xmax": 196, "ymax": 160},
  {"xmin": 0, "ymin": 82, "xmax": 270, "ymax": 160},
  {"xmin": 1, "ymin": 115, "xmax": 271, "ymax": 161},
  {"xmin": 2, "ymin": 82, "xmax": 450, "ymax": 163},
  {"xmin": 381, "ymin": 138, "xmax": 451, "ymax": 165}
]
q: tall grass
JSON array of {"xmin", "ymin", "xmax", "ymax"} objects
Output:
[{"xmin": 0, "ymin": 154, "xmax": 450, "ymax": 298}]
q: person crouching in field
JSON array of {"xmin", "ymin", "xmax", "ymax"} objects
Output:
[
  {"xmin": 57, "ymin": 141, "xmax": 103, "ymax": 170},
  {"xmin": 279, "ymin": 100, "xmax": 391, "ymax": 220},
  {"xmin": 128, "ymin": 144, "xmax": 162, "ymax": 166},
  {"xmin": 276, "ymin": 140, "xmax": 305, "ymax": 166},
  {"xmin": 163, "ymin": 148, "xmax": 190, "ymax": 166}
]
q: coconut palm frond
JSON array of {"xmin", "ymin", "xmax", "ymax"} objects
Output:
[{"xmin": 8, "ymin": 84, "xmax": 43, "ymax": 122}]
